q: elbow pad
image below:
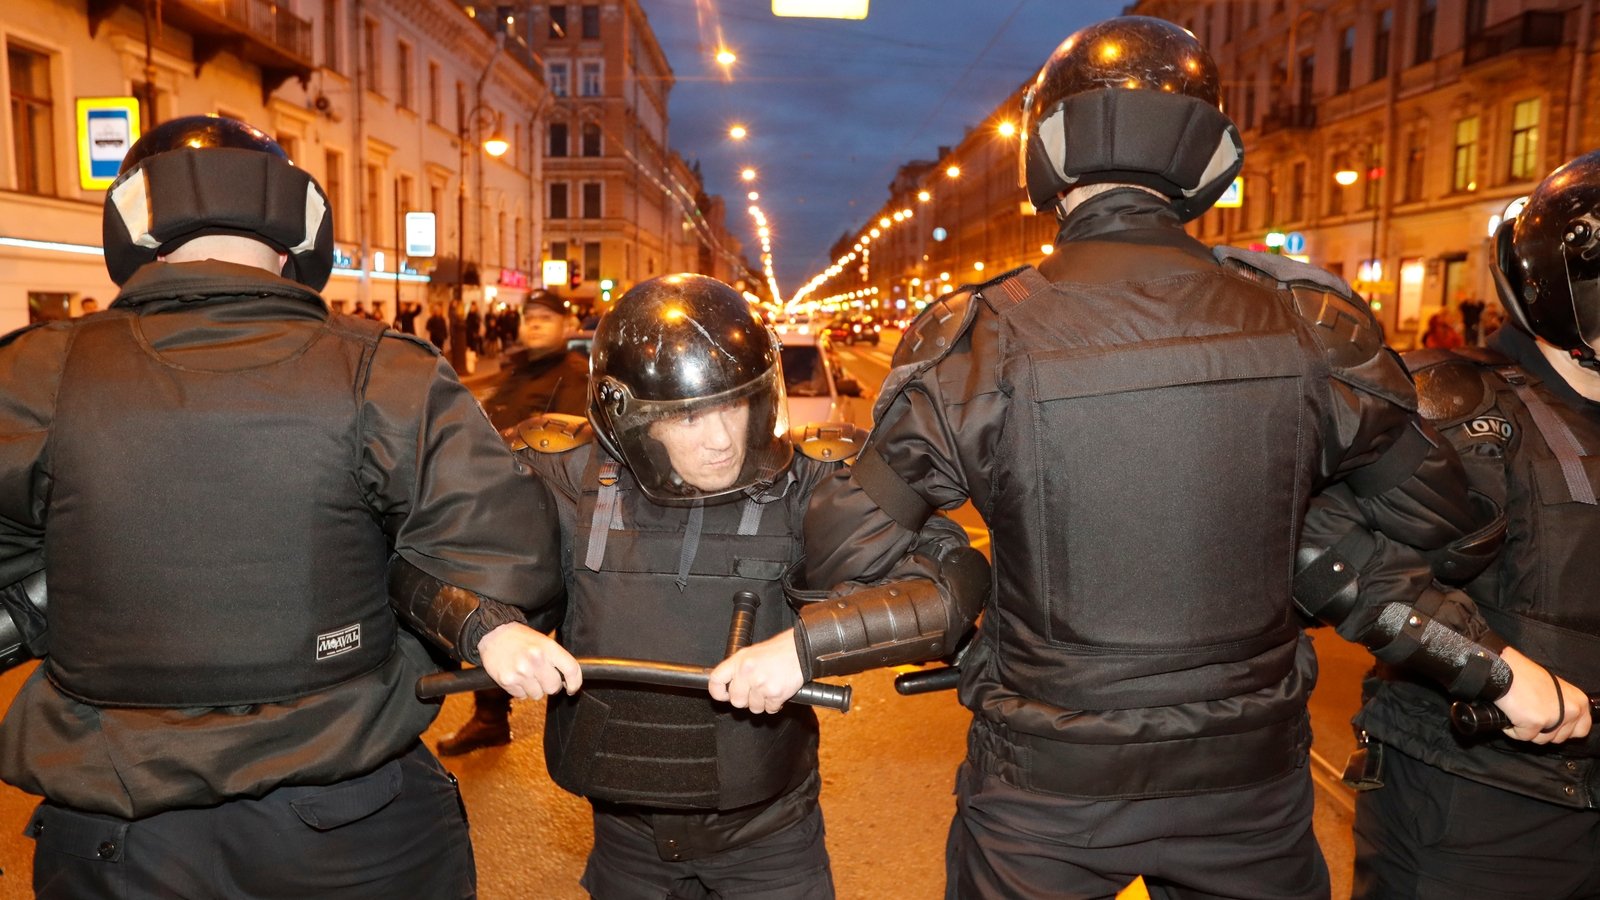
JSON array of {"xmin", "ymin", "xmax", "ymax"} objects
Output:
[
  {"xmin": 1364, "ymin": 588, "xmax": 1512, "ymax": 702},
  {"xmin": 387, "ymin": 558, "xmax": 526, "ymax": 664},
  {"xmin": 1420, "ymin": 491, "xmax": 1507, "ymax": 585},
  {"xmin": 795, "ymin": 547, "xmax": 988, "ymax": 679},
  {"xmin": 0, "ymin": 570, "xmax": 47, "ymax": 671}
]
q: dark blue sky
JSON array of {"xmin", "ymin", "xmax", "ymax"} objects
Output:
[{"xmin": 639, "ymin": 0, "xmax": 1129, "ymax": 293}]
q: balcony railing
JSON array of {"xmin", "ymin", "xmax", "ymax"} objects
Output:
[
  {"xmin": 88, "ymin": 0, "xmax": 315, "ymax": 103},
  {"xmin": 1259, "ymin": 103, "xmax": 1317, "ymax": 136},
  {"xmin": 1464, "ymin": 11, "xmax": 1565, "ymax": 66}
]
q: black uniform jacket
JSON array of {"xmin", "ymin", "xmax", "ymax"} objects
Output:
[
  {"xmin": 483, "ymin": 347, "xmax": 590, "ymax": 430},
  {"xmin": 807, "ymin": 189, "xmax": 1480, "ymax": 799},
  {"xmin": 0, "ymin": 261, "xmax": 560, "ymax": 818}
]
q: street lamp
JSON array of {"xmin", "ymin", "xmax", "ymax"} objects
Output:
[
  {"xmin": 740, "ymin": 167, "xmax": 757, "ymax": 182},
  {"xmin": 728, "ymin": 124, "xmax": 748, "ymax": 140},
  {"xmin": 452, "ymin": 28, "xmax": 508, "ymax": 374}
]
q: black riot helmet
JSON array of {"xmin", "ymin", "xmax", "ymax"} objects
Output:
[
  {"xmin": 102, "ymin": 115, "xmax": 335, "ymax": 289},
  {"xmin": 589, "ymin": 274, "xmax": 793, "ymax": 503},
  {"xmin": 1492, "ymin": 151, "xmax": 1600, "ymax": 364},
  {"xmin": 1018, "ymin": 16, "xmax": 1242, "ymax": 221}
]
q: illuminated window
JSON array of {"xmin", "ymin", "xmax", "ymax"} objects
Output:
[
  {"xmin": 1452, "ymin": 116, "xmax": 1479, "ymax": 192},
  {"xmin": 1509, "ymin": 99, "xmax": 1541, "ymax": 181}
]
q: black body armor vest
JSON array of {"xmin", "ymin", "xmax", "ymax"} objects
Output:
[
  {"xmin": 44, "ymin": 313, "xmax": 395, "ymax": 707},
  {"xmin": 542, "ymin": 448, "xmax": 819, "ymax": 810}
]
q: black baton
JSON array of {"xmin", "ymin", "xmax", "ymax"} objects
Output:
[
  {"xmin": 1451, "ymin": 694, "xmax": 1600, "ymax": 736},
  {"xmin": 416, "ymin": 660, "xmax": 850, "ymax": 711}
]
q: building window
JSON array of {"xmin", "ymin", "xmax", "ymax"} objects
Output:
[
  {"xmin": 549, "ymin": 182, "xmax": 569, "ymax": 219},
  {"xmin": 133, "ymin": 80, "xmax": 164, "ymax": 136},
  {"xmin": 366, "ymin": 163, "xmax": 383, "ymax": 244},
  {"xmin": 548, "ymin": 121, "xmax": 568, "ymax": 157},
  {"xmin": 276, "ymin": 133, "xmax": 300, "ymax": 164},
  {"xmin": 428, "ymin": 61, "xmax": 441, "ymax": 123},
  {"xmin": 323, "ymin": 0, "xmax": 342, "ymax": 72},
  {"xmin": 579, "ymin": 62, "xmax": 602, "ymax": 97},
  {"xmin": 1297, "ymin": 53, "xmax": 1314, "ymax": 110},
  {"xmin": 547, "ymin": 62, "xmax": 569, "ymax": 98},
  {"xmin": 514, "ymin": 216, "xmax": 525, "ymax": 267},
  {"xmin": 364, "ymin": 18, "xmax": 382, "ymax": 94},
  {"xmin": 1465, "ymin": 0, "xmax": 1488, "ymax": 38},
  {"xmin": 430, "ymin": 182, "xmax": 444, "ymax": 215},
  {"xmin": 582, "ymin": 5, "xmax": 601, "ymax": 39},
  {"xmin": 1509, "ymin": 99, "xmax": 1541, "ymax": 181},
  {"xmin": 397, "ymin": 173, "xmax": 414, "ymax": 217},
  {"xmin": 581, "ymin": 122, "xmax": 601, "ymax": 157},
  {"xmin": 582, "ymin": 182, "xmax": 602, "ymax": 219},
  {"xmin": 397, "ymin": 42, "xmax": 414, "ymax": 109},
  {"xmin": 1415, "ymin": 0, "xmax": 1436, "ymax": 65},
  {"xmin": 549, "ymin": 5, "xmax": 567, "ymax": 39},
  {"xmin": 1336, "ymin": 26, "xmax": 1354, "ymax": 93},
  {"xmin": 1289, "ymin": 160, "xmax": 1306, "ymax": 221},
  {"xmin": 9, "ymin": 45, "xmax": 55, "ymax": 196},
  {"xmin": 1403, "ymin": 132, "xmax": 1425, "ymax": 202},
  {"xmin": 551, "ymin": 240, "xmax": 568, "ymax": 265},
  {"xmin": 1453, "ymin": 116, "xmax": 1479, "ymax": 193},
  {"xmin": 583, "ymin": 241, "xmax": 601, "ymax": 281},
  {"xmin": 325, "ymin": 149, "xmax": 346, "ymax": 240},
  {"xmin": 1373, "ymin": 10, "xmax": 1392, "ymax": 81}
]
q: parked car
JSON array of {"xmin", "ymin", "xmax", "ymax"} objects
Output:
[
  {"xmin": 778, "ymin": 329, "xmax": 873, "ymax": 429},
  {"xmin": 824, "ymin": 313, "xmax": 882, "ymax": 346}
]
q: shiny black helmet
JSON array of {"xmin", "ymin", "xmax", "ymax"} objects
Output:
[
  {"xmin": 1492, "ymin": 151, "xmax": 1600, "ymax": 363},
  {"xmin": 102, "ymin": 115, "xmax": 334, "ymax": 288},
  {"xmin": 589, "ymin": 274, "xmax": 792, "ymax": 503},
  {"xmin": 1018, "ymin": 16, "xmax": 1242, "ymax": 221}
]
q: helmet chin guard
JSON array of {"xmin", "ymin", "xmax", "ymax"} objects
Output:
[
  {"xmin": 101, "ymin": 116, "xmax": 334, "ymax": 289},
  {"xmin": 1018, "ymin": 16, "xmax": 1241, "ymax": 221}
]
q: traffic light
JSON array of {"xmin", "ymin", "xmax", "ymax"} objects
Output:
[
  {"xmin": 600, "ymin": 278, "xmax": 615, "ymax": 304},
  {"xmin": 569, "ymin": 260, "xmax": 583, "ymax": 290}
]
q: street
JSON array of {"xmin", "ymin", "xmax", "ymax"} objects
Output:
[{"xmin": 0, "ymin": 331, "xmax": 1367, "ymax": 899}]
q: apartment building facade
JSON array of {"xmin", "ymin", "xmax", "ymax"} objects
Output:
[
  {"xmin": 809, "ymin": 0, "xmax": 1598, "ymax": 346},
  {"xmin": 0, "ymin": 0, "xmax": 549, "ymax": 331}
]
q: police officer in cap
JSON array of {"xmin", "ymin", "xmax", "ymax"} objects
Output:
[
  {"xmin": 477, "ymin": 273, "xmax": 988, "ymax": 898},
  {"xmin": 1352, "ymin": 153, "xmax": 1600, "ymax": 897},
  {"xmin": 803, "ymin": 17, "xmax": 1569, "ymax": 896},
  {"xmin": 438, "ymin": 290, "xmax": 589, "ymax": 756},
  {"xmin": 0, "ymin": 116, "xmax": 563, "ymax": 897}
]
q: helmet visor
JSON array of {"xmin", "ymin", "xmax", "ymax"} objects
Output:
[{"xmin": 599, "ymin": 364, "xmax": 792, "ymax": 503}]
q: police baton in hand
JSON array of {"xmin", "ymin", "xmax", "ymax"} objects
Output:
[
  {"xmin": 416, "ymin": 594, "xmax": 852, "ymax": 712},
  {"xmin": 1451, "ymin": 693, "xmax": 1600, "ymax": 736}
]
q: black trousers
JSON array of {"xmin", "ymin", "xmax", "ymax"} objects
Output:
[
  {"xmin": 1354, "ymin": 745, "xmax": 1600, "ymax": 899},
  {"xmin": 945, "ymin": 761, "xmax": 1329, "ymax": 900},
  {"xmin": 29, "ymin": 742, "xmax": 475, "ymax": 900}
]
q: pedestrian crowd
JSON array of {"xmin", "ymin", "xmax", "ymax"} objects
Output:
[{"xmin": 1, "ymin": 14, "xmax": 1599, "ymax": 900}]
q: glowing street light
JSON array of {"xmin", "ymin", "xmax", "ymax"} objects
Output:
[
  {"xmin": 1334, "ymin": 169, "xmax": 1360, "ymax": 187},
  {"xmin": 482, "ymin": 131, "xmax": 510, "ymax": 158},
  {"xmin": 740, "ymin": 167, "xmax": 757, "ymax": 182},
  {"xmin": 716, "ymin": 48, "xmax": 738, "ymax": 66},
  {"xmin": 729, "ymin": 124, "xmax": 748, "ymax": 140},
  {"xmin": 945, "ymin": 165, "xmax": 961, "ymax": 178},
  {"xmin": 878, "ymin": 216, "xmax": 891, "ymax": 228},
  {"xmin": 917, "ymin": 190, "xmax": 931, "ymax": 202},
  {"xmin": 747, "ymin": 191, "xmax": 760, "ymax": 201},
  {"xmin": 997, "ymin": 121, "xmax": 1017, "ymax": 138}
]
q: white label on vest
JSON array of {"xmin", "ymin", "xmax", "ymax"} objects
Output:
[{"xmin": 316, "ymin": 623, "xmax": 362, "ymax": 661}]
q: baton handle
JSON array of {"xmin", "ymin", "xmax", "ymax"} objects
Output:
[
  {"xmin": 726, "ymin": 590, "xmax": 762, "ymax": 659},
  {"xmin": 894, "ymin": 665, "xmax": 962, "ymax": 696},
  {"xmin": 415, "ymin": 658, "xmax": 851, "ymax": 712},
  {"xmin": 1451, "ymin": 694, "xmax": 1600, "ymax": 736}
]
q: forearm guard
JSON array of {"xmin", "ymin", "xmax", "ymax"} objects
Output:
[
  {"xmin": 387, "ymin": 558, "xmax": 526, "ymax": 665},
  {"xmin": 1295, "ymin": 539, "xmax": 1510, "ymax": 702},
  {"xmin": 1365, "ymin": 588, "xmax": 1512, "ymax": 702},
  {"xmin": 1419, "ymin": 491, "xmax": 1507, "ymax": 585},
  {"xmin": 0, "ymin": 570, "xmax": 47, "ymax": 670},
  {"xmin": 795, "ymin": 545, "xmax": 988, "ymax": 679}
]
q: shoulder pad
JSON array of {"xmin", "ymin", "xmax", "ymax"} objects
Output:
[
  {"xmin": 0, "ymin": 321, "xmax": 50, "ymax": 350},
  {"xmin": 892, "ymin": 288, "xmax": 977, "ymax": 370},
  {"xmin": 1213, "ymin": 246, "xmax": 1356, "ymax": 298},
  {"xmin": 508, "ymin": 412, "xmax": 593, "ymax": 453},
  {"xmin": 1402, "ymin": 351, "xmax": 1497, "ymax": 427},
  {"xmin": 790, "ymin": 422, "xmax": 869, "ymax": 463},
  {"xmin": 379, "ymin": 327, "xmax": 439, "ymax": 355},
  {"xmin": 1284, "ymin": 284, "xmax": 1388, "ymax": 370}
]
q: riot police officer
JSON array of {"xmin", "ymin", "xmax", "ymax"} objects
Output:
[
  {"xmin": 803, "ymin": 17, "xmax": 1569, "ymax": 896},
  {"xmin": 1352, "ymin": 152, "xmax": 1600, "ymax": 897},
  {"xmin": 438, "ymin": 290, "xmax": 589, "ymax": 756},
  {"xmin": 0, "ymin": 116, "xmax": 562, "ymax": 898},
  {"xmin": 477, "ymin": 274, "xmax": 987, "ymax": 898}
]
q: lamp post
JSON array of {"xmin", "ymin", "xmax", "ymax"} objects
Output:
[{"xmin": 452, "ymin": 34, "xmax": 510, "ymax": 374}]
